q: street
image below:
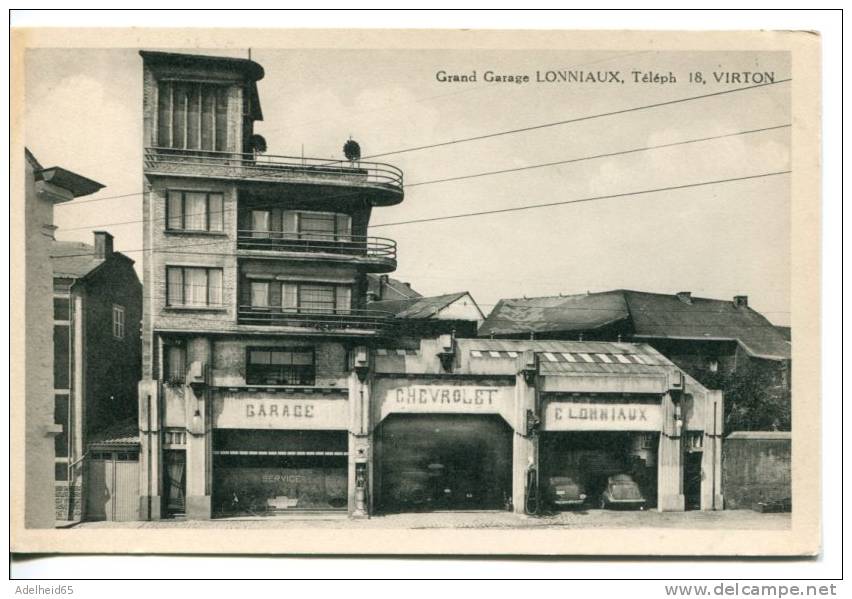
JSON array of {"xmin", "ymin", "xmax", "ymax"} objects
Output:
[{"xmin": 68, "ymin": 509, "xmax": 790, "ymax": 530}]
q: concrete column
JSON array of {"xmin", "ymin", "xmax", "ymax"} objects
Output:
[
  {"xmin": 184, "ymin": 337, "xmax": 212, "ymax": 519},
  {"xmin": 700, "ymin": 391, "xmax": 724, "ymax": 510},
  {"xmin": 138, "ymin": 379, "xmax": 162, "ymax": 520},
  {"xmin": 347, "ymin": 368, "xmax": 372, "ymax": 517},
  {"xmin": 657, "ymin": 391, "xmax": 684, "ymax": 511},
  {"xmin": 512, "ymin": 372, "xmax": 537, "ymax": 514}
]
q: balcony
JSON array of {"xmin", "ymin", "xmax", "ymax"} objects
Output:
[
  {"xmin": 144, "ymin": 147, "xmax": 404, "ymax": 205},
  {"xmin": 237, "ymin": 231, "xmax": 397, "ymax": 272},
  {"xmin": 238, "ymin": 306, "xmax": 397, "ymax": 334}
]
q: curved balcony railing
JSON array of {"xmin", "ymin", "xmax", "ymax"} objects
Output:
[
  {"xmin": 238, "ymin": 306, "xmax": 396, "ymax": 332},
  {"xmin": 144, "ymin": 147, "xmax": 403, "ymax": 193},
  {"xmin": 236, "ymin": 230, "xmax": 397, "ymax": 260}
]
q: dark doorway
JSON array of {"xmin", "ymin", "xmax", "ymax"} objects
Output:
[
  {"xmin": 684, "ymin": 451, "xmax": 703, "ymax": 510},
  {"xmin": 376, "ymin": 414, "xmax": 512, "ymax": 512},
  {"xmin": 163, "ymin": 450, "xmax": 186, "ymax": 517}
]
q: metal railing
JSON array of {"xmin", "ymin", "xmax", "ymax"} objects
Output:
[
  {"xmin": 238, "ymin": 305, "xmax": 396, "ymax": 331},
  {"xmin": 236, "ymin": 230, "xmax": 397, "ymax": 259},
  {"xmin": 144, "ymin": 147, "xmax": 404, "ymax": 192}
]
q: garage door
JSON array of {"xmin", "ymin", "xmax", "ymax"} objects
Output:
[
  {"xmin": 377, "ymin": 414, "xmax": 512, "ymax": 512},
  {"xmin": 86, "ymin": 449, "xmax": 140, "ymax": 521}
]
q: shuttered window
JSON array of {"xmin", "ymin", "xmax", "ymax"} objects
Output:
[{"xmin": 157, "ymin": 81, "xmax": 229, "ymax": 151}]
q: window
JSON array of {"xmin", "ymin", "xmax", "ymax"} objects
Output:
[
  {"xmin": 113, "ymin": 305, "xmax": 125, "ymax": 339},
  {"xmin": 165, "ymin": 345, "xmax": 187, "ymax": 383},
  {"xmin": 250, "ymin": 281, "xmax": 270, "ymax": 308},
  {"xmin": 246, "ymin": 347, "xmax": 315, "ymax": 385},
  {"xmin": 53, "ymin": 296, "xmax": 70, "ymax": 321},
  {"xmin": 157, "ymin": 81, "xmax": 228, "ymax": 151},
  {"xmin": 166, "ymin": 191, "xmax": 224, "ymax": 232},
  {"xmin": 251, "ymin": 210, "xmax": 271, "ymax": 238},
  {"xmin": 166, "ymin": 267, "xmax": 223, "ymax": 307},
  {"xmin": 244, "ymin": 280, "xmax": 351, "ymax": 315},
  {"xmin": 53, "ymin": 324, "xmax": 70, "ymax": 389},
  {"xmin": 707, "ymin": 358, "xmax": 719, "ymax": 373},
  {"xmin": 54, "ymin": 394, "xmax": 69, "ymax": 459},
  {"xmin": 297, "ymin": 211, "xmax": 352, "ymax": 241}
]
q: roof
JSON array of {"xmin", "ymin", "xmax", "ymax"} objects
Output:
[
  {"xmin": 367, "ymin": 274, "xmax": 422, "ymax": 301},
  {"xmin": 479, "ymin": 289, "xmax": 790, "ymax": 361},
  {"xmin": 35, "ymin": 167, "xmax": 105, "ymax": 197},
  {"xmin": 726, "ymin": 431, "xmax": 791, "ymax": 440},
  {"xmin": 50, "ymin": 240, "xmax": 134, "ymax": 280},
  {"xmin": 50, "ymin": 241, "xmax": 105, "ymax": 279},
  {"xmin": 458, "ymin": 338, "xmax": 674, "ymax": 377},
  {"xmin": 369, "ymin": 292, "xmax": 471, "ymax": 319},
  {"xmin": 87, "ymin": 418, "xmax": 140, "ymax": 448}
]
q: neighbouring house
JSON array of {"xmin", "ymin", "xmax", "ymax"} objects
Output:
[
  {"xmin": 366, "ymin": 274, "xmax": 422, "ymax": 302},
  {"xmin": 368, "ymin": 291, "xmax": 486, "ymax": 337},
  {"xmin": 51, "ymin": 231, "xmax": 142, "ymax": 521},
  {"xmin": 479, "ymin": 289, "xmax": 791, "ymax": 433},
  {"xmin": 24, "ymin": 149, "xmax": 104, "ymax": 529}
]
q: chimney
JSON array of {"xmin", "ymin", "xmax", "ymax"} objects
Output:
[
  {"xmin": 733, "ymin": 295, "xmax": 749, "ymax": 308},
  {"xmin": 676, "ymin": 291, "xmax": 692, "ymax": 305},
  {"xmin": 403, "ymin": 282, "xmax": 411, "ymax": 289},
  {"xmin": 378, "ymin": 274, "xmax": 389, "ymax": 299},
  {"xmin": 94, "ymin": 231, "xmax": 113, "ymax": 259}
]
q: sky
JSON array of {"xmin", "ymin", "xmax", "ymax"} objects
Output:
[{"xmin": 26, "ymin": 47, "xmax": 791, "ymax": 325}]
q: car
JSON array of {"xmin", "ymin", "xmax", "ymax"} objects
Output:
[
  {"xmin": 546, "ymin": 475, "xmax": 588, "ymax": 509},
  {"xmin": 600, "ymin": 474, "xmax": 646, "ymax": 510}
]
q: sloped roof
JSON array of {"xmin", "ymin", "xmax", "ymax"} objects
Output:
[
  {"xmin": 479, "ymin": 291, "xmax": 629, "ymax": 336},
  {"xmin": 50, "ymin": 241, "xmax": 105, "ymax": 279},
  {"xmin": 370, "ymin": 292, "xmax": 471, "ymax": 319},
  {"xmin": 367, "ymin": 274, "xmax": 422, "ymax": 300},
  {"xmin": 623, "ymin": 290, "xmax": 790, "ymax": 360},
  {"xmin": 87, "ymin": 418, "xmax": 140, "ymax": 448},
  {"xmin": 480, "ymin": 289, "xmax": 790, "ymax": 361}
]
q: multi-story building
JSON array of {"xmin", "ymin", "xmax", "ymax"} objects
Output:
[
  {"xmin": 136, "ymin": 52, "xmax": 724, "ymax": 520},
  {"xmin": 24, "ymin": 149, "xmax": 104, "ymax": 529},
  {"xmin": 51, "ymin": 231, "xmax": 142, "ymax": 522},
  {"xmin": 137, "ymin": 50, "xmax": 405, "ymax": 519}
]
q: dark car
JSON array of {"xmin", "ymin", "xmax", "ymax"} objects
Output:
[
  {"xmin": 600, "ymin": 474, "xmax": 646, "ymax": 510},
  {"xmin": 546, "ymin": 475, "xmax": 588, "ymax": 509}
]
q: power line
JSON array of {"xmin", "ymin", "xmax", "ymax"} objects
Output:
[
  {"xmin": 53, "ymin": 169, "xmax": 790, "ymax": 258},
  {"xmin": 405, "ymin": 124, "xmax": 790, "ymax": 188},
  {"xmin": 52, "ymin": 78, "xmax": 791, "ymax": 210},
  {"xmin": 57, "ymin": 123, "xmax": 789, "ymax": 231},
  {"xmin": 358, "ymin": 78, "xmax": 792, "ymax": 161},
  {"xmin": 369, "ymin": 170, "xmax": 791, "ymax": 229}
]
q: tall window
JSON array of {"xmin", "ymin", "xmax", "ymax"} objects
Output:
[
  {"xmin": 251, "ymin": 210, "xmax": 270, "ymax": 238},
  {"xmin": 250, "ymin": 281, "xmax": 270, "ymax": 308},
  {"xmin": 164, "ymin": 345, "xmax": 187, "ymax": 383},
  {"xmin": 54, "ymin": 394, "xmax": 69, "ymax": 481},
  {"xmin": 167, "ymin": 266, "xmax": 223, "ymax": 307},
  {"xmin": 112, "ymin": 305, "xmax": 125, "ymax": 339},
  {"xmin": 157, "ymin": 81, "xmax": 228, "ymax": 151},
  {"xmin": 246, "ymin": 347, "xmax": 315, "ymax": 385},
  {"xmin": 167, "ymin": 191, "xmax": 224, "ymax": 232}
]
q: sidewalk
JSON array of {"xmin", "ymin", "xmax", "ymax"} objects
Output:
[{"xmin": 67, "ymin": 509, "xmax": 790, "ymax": 530}]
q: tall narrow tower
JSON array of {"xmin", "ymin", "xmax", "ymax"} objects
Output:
[{"xmin": 137, "ymin": 51, "xmax": 403, "ymax": 520}]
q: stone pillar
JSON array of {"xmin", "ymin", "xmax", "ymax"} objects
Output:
[
  {"xmin": 700, "ymin": 390, "xmax": 725, "ymax": 510},
  {"xmin": 512, "ymin": 367, "xmax": 538, "ymax": 514},
  {"xmin": 184, "ymin": 337, "xmax": 212, "ymax": 520},
  {"xmin": 347, "ymin": 354, "xmax": 372, "ymax": 517},
  {"xmin": 138, "ymin": 378, "xmax": 162, "ymax": 520},
  {"xmin": 657, "ymin": 391, "xmax": 685, "ymax": 511}
]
